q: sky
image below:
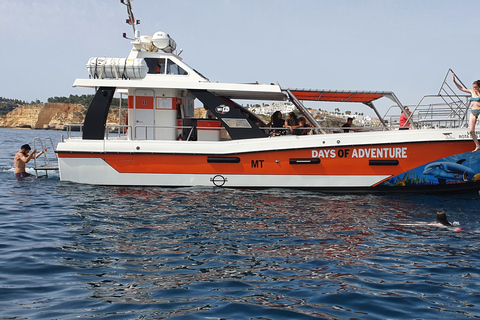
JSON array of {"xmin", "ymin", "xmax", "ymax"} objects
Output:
[{"xmin": 1, "ymin": 0, "xmax": 479, "ymax": 115}]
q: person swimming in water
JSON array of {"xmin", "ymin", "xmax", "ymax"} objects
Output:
[
  {"xmin": 436, "ymin": 210, "xmax": 452, "ymax": 227},
  {"xmin": 452, "ymin": 73, "xmax": 480, "ymax": 152},
  {"xmin": 436, "ymin": 210, "xmax": 462, "ymax": 232}
]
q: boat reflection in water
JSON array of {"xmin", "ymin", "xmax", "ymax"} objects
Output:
[{"xmin": 60, "ymin": 186, "xmax": 442, "ymax": 318}]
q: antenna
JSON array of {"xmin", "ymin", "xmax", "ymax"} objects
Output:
[{"xmin": 121, "ymin": 0, "xmax": 140, "ymax": 37}]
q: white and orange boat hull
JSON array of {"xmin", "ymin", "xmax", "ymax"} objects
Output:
[{"xmin": 57, "ymin": 128, "xmax": 480, "ymax": 192}]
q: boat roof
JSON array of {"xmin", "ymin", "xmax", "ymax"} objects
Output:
[
  {"xmin": 73, "ymin": 78, "xmax": 287, "ymax": 101},
  {"xmin": 73, "ymin": 79, "xmax": 397, "ymax": 103}
]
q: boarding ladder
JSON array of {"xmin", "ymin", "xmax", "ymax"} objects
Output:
[{"xmin": 33, "ymin": 137, "xmax": 58, "ymax": 178}]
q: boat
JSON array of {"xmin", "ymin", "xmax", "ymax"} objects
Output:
[{"xmin": 56, "ymin": 0, "xmax": 480, "ymax": 193}]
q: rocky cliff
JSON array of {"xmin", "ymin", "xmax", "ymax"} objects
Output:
[{"xmin": 0, "ymin": 103, "xmax": 122, "ymax": 130}]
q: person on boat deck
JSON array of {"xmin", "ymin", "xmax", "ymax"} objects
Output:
[
  {"xmin": 452, "ymin": 73, "xmax": 480, "ymax": 152},
  {"xmin": 342, "ymin": 117, "xmax": 354, "ymax": 132},
  {"xmin": 399, "ymin": 107, "xmax": 412, "ymax": 129},
  {"xmin": 268, "ymin": 111, "xmax": 285, "ymax": 135},
  {"xmin": 292, "ymin": 116, "xmax": 312, "ymax": 135},
  {"xmin": 14, "ymin": 144, "xmax": 45, "ymax": 178},
  {"xmin": 285, "ymin": 112, "xmax": 299, "ymax": 134}
]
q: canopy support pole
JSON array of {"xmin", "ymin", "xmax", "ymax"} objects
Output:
[
  {"xmin": 363, "ymin": 101, "xmax": 389, "ymax": 128},
  {"xmin": 382, "ymin": 92, "xmax": 416, "ymax": 129},
  {"xmin": 285, "ymin": 89, "xmax": 326, "ymax": 134}
]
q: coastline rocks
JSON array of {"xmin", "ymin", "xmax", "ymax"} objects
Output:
[{"xmin": 0, "ymin": 103, "xmax": 122, "ymax": 130}]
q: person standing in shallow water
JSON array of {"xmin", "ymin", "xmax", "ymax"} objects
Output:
[
  {"xmin": 452, "ymin": 73, "xmax": 480, "ymax": 152},
  {"xmin": 14, "ymin": 144, "xmax": 45, "ymax": 177}
]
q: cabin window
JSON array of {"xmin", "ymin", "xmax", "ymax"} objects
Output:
[
  {"xmin": 145, "ymin": 58, "xmax": 166, "ymax": 74},
  {"xmin": 145, "ymin": 58, "xmax": 188, "ymax": 75},
  {"xmin": 222, "ymin": 118, "xmax": 252, "ymax": 128},
  {"xmin": 166, "ymin": 59, "xmax": 188, "ymax": 75}
]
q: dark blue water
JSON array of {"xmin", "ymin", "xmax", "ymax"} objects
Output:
[{"xmin": 1, "ymin": 128, "xmax": 480, "ymax": 319}]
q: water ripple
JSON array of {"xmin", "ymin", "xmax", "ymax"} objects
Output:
[{"xmin": 1, "ymin": 129, "xmax": 480, "ymax": 319}]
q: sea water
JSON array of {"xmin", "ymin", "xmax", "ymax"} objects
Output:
[{"xmin": 0, "ymin": 128, "xmax": 479, "ymax": 319}]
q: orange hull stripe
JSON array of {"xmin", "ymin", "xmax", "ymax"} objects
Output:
[{"xmin": 57, "ymin": 141, "xmax": 472, "ymax": 176}]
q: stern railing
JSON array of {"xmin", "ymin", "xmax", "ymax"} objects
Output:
[{"xmin": 384, "ymin": 69, "xmax": 470, "ymax": 129}]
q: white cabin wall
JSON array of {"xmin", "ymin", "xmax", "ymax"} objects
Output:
[{"xmin": 127, "ymin": 88, "xmax": 185, "ymax": 140}]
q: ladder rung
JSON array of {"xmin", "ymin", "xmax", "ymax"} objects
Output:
[{"xmin": 35, "ymin": 165, "xmax": 59, "ymax": 171}]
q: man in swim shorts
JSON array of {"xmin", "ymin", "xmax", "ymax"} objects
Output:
[{"xmin": 14, "ymin": 144, "xmax": 45, "ymax": 178}]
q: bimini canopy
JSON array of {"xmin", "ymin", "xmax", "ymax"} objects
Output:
[
  {"xmin": 283, "ymin": 88, "xmax": 406, "ymax": 129},
  {"xmin": 286, "ymin": 89, "xmax": 388, "ymax": 103}
]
